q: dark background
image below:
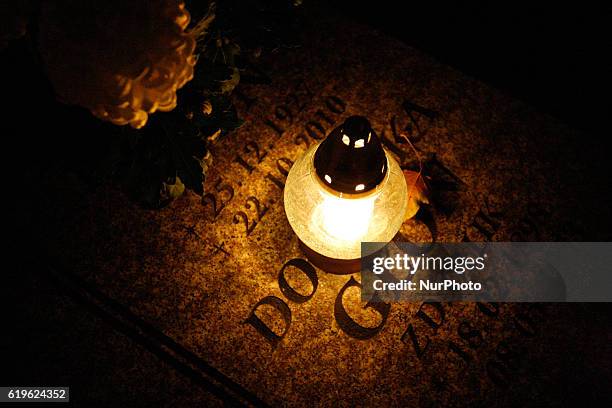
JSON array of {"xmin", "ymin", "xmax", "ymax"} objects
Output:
[
  {"xmin": 2, "ymin": 1, "xmax": 611, "ymax": 406},
  {"xmin": 329, "ymin": 0, "xmax": 609, "ymax": 137},
  {"xmin": 2, "ymin": 1, "xmax": 610, "ymax": 194}
]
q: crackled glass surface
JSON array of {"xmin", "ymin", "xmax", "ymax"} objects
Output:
[{"xmin": 284, "ymin": 143, "xmax": 407, "ymax": 260}]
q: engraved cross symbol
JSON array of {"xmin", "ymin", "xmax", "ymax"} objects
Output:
[
  {"xmin": 212, "ymin": 241, "xmax": 230, "ymax": 257},
  {"xmin": 182, "ymin": 224, "xmax": 230, "ymax": 258}
]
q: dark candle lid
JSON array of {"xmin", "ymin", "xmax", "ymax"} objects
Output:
[{"xmin": 314, "ymin": 116, "xmax": 387, "ymax": 194}]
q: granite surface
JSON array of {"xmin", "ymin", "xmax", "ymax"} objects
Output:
[{"xmin": 19, "ymin": 5, "xmax": 611, "ymax": 407}]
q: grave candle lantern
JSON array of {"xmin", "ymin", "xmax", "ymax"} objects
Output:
[{"xmin": 284, "ymin": 116, "xmax": 407, "ymax": 264}]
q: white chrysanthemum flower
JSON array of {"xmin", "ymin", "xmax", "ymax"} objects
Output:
[{"xmin": 39, "ymin": 0, "xmax": 199, "ymax": 128}]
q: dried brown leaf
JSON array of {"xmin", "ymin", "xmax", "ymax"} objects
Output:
[{"xmin": 403, "ymin": 170, "xmax": 430, "ymax": 220}]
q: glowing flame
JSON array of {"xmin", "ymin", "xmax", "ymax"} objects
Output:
[{"xmin": 315, "ymin": 193, "xmax": 375, "ymax": 242}]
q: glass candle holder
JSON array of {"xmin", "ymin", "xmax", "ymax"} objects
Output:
[{"xmin": 284, "ymin": 116, "xmax": 407, "ymax": 261}]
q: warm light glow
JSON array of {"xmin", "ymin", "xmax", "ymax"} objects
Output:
[
  {"xmin": 314, "ymin": 193, "xmax": 375, "ymax": 241},
  {"xmin": 284, "ymin": 143, "xmax": 408, "ymax": 260}
]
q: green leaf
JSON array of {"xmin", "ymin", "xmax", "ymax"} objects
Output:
[
  {"xmin": 103, "ymin": 108, "xmax": 208, "ymax": 207},
  {"xmin": 160, "ymin": 176, "xmax": 186, "ymax": 203},
  {"xmin": 192, "ymin": 60, "xmax": 240, "ymax": 95},
  {"xmin": 192, "ymin": 95, "xmax": 244, "ymax": 137}
]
